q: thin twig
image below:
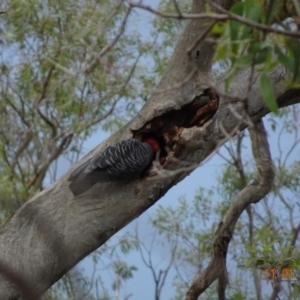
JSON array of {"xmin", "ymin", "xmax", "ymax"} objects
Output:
[{"xmin": 128, "ymin": 1, "xmax": 300, "ymax": 38}]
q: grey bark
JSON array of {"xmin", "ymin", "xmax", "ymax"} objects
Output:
[{"xmin": 0, "ymin": 0, "xmax": 299, "ymax": 299}]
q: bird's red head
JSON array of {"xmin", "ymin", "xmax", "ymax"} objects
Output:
[{"xmin": 144, "ymin": 138, "xmax": 160, "ymax": 153}]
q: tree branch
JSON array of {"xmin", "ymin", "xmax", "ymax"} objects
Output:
[
  {"xmin": 128, "ymin": 1, "xmax": 300, "ymax": 38},
  {"xmin": 186, "ymin": 120, "xmax": 275, "ymax": 300}
]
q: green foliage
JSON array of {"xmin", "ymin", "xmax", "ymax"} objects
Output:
[
  {"xmin": 112, "ymin": 261, "xmax": 137, "ymax": 290},
  {"xmin": 265, "ymin": 0, "xmax": 281, "ymax": 25},
  {"xmin": 276, "ymin": 161, "xmax": 300, "ymax": 191},
  {"xmin": 0, "ymin": 0, "xmax": 168, "ymax": 213},
  {"xmin": 260, "ymin": 72, "xmax": 279, "ymax": 114},
  {"xmin": 213, "ymin": 0, "xmax": 300, "ymax": 112}
]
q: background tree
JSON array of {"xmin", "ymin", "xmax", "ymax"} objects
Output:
[
  {"xmin": 0, "ymin": 0, "xmax": 299, "ymax": 299},
  {"xmin": 0, "ymin": 0, "xmax": 154, "ymax": 297}
]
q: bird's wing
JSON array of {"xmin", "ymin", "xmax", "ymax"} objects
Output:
[
  {"xmin": 68, "ymin": 159, "xmax": 91, "ymax": 182},
  {"xmin": 85, "ymin": 144, "xmax": 121, "ymax": 174},
  {"xmin": 68, "ymin": 140, "xmax": 131, "ymax": 181}
]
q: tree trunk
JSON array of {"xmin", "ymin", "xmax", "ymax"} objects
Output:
[{"xmin": 0, "ymin": 0, "xmax": 299, "ymax": 299}]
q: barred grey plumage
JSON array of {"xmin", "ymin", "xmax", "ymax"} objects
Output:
[{"xmin": 68, "ymin": 138, "xmax": 159, "ymax": 196}]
